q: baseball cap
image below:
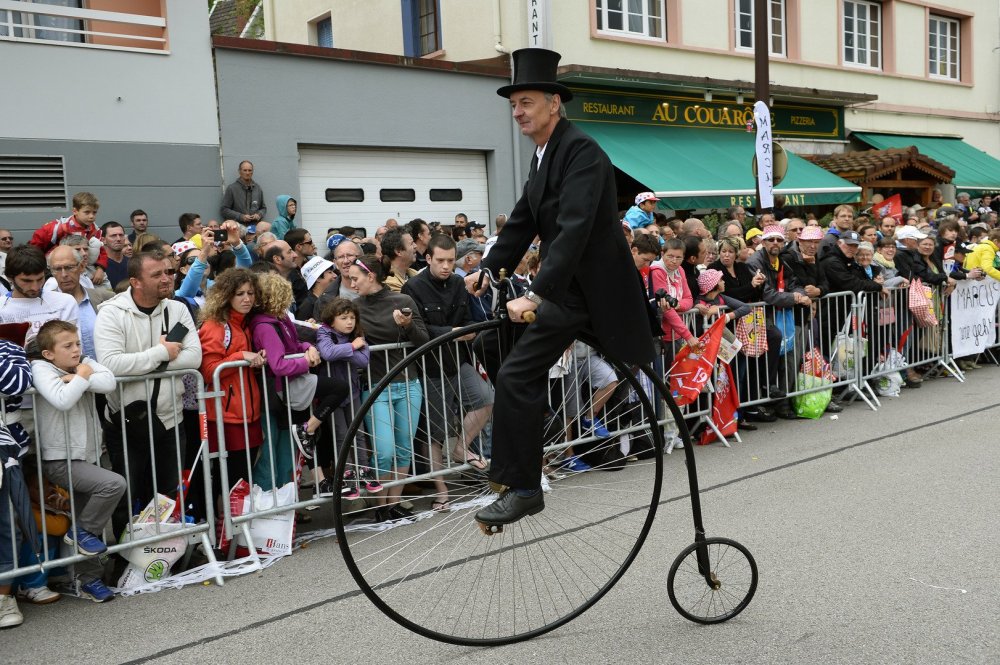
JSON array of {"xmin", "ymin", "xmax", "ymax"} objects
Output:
[
  {"xmin": 745, "ymin": 228, "xmax": 763, "ymax": 242},
  {"xmin": 839, "ymin": 231, "xmax": 861, "ymax": 245},
  {"xmin": 326, "ymin": 233, "xmax": 348, "ymax": 252},
  {"xmin": 895, "ymin": 226, "xmax": 928, "ymax": 241},
  {"xmin": 300, "ymin": 256, "xmax": 335, "ymax": 290},
  {"xmin": 635, "ymin": 192, "xmax": 660, "ymax": 206},
  {"xmin": 456, "ymin": 238, "xmax": 486, "ymax": 260}
]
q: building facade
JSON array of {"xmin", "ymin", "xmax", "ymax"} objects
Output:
[
  {"xmin": 265, "ymin": 0, "xmax": 1000, "ymax": 210},
  {"xmin": 0, "ymin": 0, "xmax": 221, "ymax": 240}
]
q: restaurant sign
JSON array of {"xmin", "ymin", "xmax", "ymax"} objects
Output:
[{"xmin": 567, "ymin": 88, "xmax": 843, "ymax": 140}]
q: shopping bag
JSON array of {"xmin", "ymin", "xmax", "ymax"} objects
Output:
[
  {"xmin": 235, "ymin": 481, "xmax": 297, "ymax": 557},
  {"xmin": 734, "ymin": 307, "xmax": 767, "ymax": 357},
  {"xmin": 908, "ymin": 278, "xmax": 938, "ymax": 327},
  {"xmin": 830, "ymin": 311, "xmax": 868, "ymax": 380},
  {"xmin": 792, "ymin": 373, "xmax": 832, "ymax": 419},
  {"xmin": 774, "ymin": 308, "xmax": 796, "ymax": 356},
  {"xmin": 800, "ymin": 348, "xmax": 837, "ymax": 383},
  {"xmin": 118, "ymin": 497, "xmax": 189, "ymax": 589},
  {"xmin": 872, "ymin": 349, "xmax": 905, "ymax": 397}
]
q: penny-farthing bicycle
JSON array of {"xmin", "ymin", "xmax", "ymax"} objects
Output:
[{"xmin": 333, "ymin": 271, "xmax": 757, "ymax": 645}]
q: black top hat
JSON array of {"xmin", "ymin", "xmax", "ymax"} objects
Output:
[{"xmin": 497, "ymin": 48, "xmax": 574, "ymax": 102}]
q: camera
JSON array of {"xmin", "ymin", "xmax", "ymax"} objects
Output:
[{"xmin": 655, "ymin": 288, "xmax": 678, "ymax": 310}]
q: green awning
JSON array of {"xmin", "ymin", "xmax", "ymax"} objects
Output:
[
  {"xmin": 853, "ymin": 132, "xmax": 1000, "ymax": 194},
  {"xmin": 577, "ymin": 121, "xmax": 861, "ymax": 210}
]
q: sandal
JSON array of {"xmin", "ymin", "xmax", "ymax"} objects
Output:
[
  {"xmin": 431, "ymin": 499, "xmax": 450, "ymax": 512},
  {"xmin": 452, "ymin": 448, "xmax": 488, "ymax": 471}
]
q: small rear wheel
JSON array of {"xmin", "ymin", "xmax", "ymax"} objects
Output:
[{"xmin": 667, "ymin": 536, "xmax": 757, "ymax": 624}]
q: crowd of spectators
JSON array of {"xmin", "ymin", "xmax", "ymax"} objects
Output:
[{"xmin": 1, "ymin": 163, "xmax": 996, "ymax": 629}]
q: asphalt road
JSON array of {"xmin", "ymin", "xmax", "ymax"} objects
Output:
[{"xmin": 6, "ymin": 365, "xmax": 1000, "ymax": 664}]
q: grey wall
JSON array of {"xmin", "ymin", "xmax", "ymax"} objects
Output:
[
  {"xmin": 214, "ymin": 47, "xmax": 520, "ymax": 230},
  {"xmin": 0, "ymin": 139, "xmax": 220, "ymax": 242},
  {"xmin": 0, "ymin": 0, "xmax": 219, "ymax": 146}
]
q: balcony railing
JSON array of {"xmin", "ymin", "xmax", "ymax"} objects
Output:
[{"xmin": 0, "ymin": 0, "xmax": 168, "ymax": 54}]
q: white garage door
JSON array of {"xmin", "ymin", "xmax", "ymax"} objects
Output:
[{"xmin": 298, "ymin": 147, "xmax": 490, "ymax": 241}]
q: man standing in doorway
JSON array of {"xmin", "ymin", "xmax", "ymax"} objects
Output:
[
  {"xmin": 221, "ymin": 160, "xmax": 266, "ymax": 225},
  {"xmin": 465, "ymin": 48, "xmax": 654, "ymax": 527}
]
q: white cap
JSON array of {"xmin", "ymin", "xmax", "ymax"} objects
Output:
[
  {"xmin": 895, "ymin": 226, "xmax": 928, "ymax": 241},
  {"xmin": 300, "ymin": 256, "xmax": 335, "ymax": 290}
]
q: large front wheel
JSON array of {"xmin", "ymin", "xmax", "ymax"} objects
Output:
[{"xmin": 333, "ymin": 322, "xmax": 665, "ymax": 645}]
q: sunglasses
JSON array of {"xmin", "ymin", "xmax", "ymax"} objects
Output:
[{"xmin": 762, "ymin": 237, "xmax": 784, "ymax": 243}]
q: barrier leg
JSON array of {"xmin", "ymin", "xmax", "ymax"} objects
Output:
[{"xmin": 199, "ymin": 532, "xmax": 224, "ymax": 586}]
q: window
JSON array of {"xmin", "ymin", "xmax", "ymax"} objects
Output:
[
  {"xmin": 380, "ymin": 189, "xmax": 415, "ymax": 203},
  {"xmin": 843, "ymin": 0, "xmax": 881, "ymax": 69},
  {"xmin": 0, "ymin": 0, "xmax": 83, "ymax": 42},
  {"xmin": 596, "ymin": 0, "xmax": 665, "ymax": 40},
  {"xmin": 315, "ymin": 16, "xmax": 332, "ymax": 48},
  {"xmin": 325, "ymin": 188, "xmax": 364, "ymax": 203},
  {"xmin": 0, "ymin": 155, "xmax": 67, "ymax": 211},
  {"xmin": 429, "ymin": 189, "xmax": 463, "ymax": 202},
  {"xmin": 928, "ymin": 15, "xmax": 959, "ymax": 80},
  {"xmin": 403, "ymin": 0, "xmax": 439, "ymax": 57},
  {"xmin": 734, "ymin": 0, "xmax": 786, "ymax": 56}
]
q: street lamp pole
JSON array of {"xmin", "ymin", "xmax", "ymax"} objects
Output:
[{"xmin": 754, "ymin": 0, "xmax": 771, "ymax": 215}]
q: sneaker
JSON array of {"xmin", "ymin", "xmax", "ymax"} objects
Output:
[
  {"xmin": 359, "ymin": 468, "xmax": 383, "ymax": 493},
  {"xmin": 78, "ymin": 577, "xmax": 114, "ymax": 603},
  {"xmin": 337, "ymin": 479, "xmax": 359, "ymax": 500},
  {"xmin": 15, "ymin": 586, "xmax": 60, "ymax": 605},
  {"xmin": 581, "ymin": 416, "xmax": 611, "ymax": 438},
  {"xmin": 291, "ymin": 424, "xmax": 315, "ymax": 459},
  {"xmin": 0, "ymin": 595, "xmax": 23, "ymax": 629},
  {"xmin": 562, "ymin": 456, "xmax": 592, "ymax": 473},
  {"xmin": 64, "ymin": 527, "xmax": 108, "ymax": 556},
  {"xmin": 387, "ymin": 504, "xmax": 414, "ymax": 520},
  {"xmin": 316, "ymin": 478, "xmax": 335, "ymax": 498}
]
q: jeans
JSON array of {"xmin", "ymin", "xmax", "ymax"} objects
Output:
[{"xmin": 362, "ymin": 379, "xmax": 422, "ymax": 475}]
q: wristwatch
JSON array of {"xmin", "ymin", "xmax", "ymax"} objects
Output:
[{"xmin": 524, "ymin": 290, "xmax": 543, "ymax": 305}]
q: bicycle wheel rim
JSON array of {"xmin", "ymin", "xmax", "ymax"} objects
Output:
[
  {"xmin": 333, "ymin": 324, "xmax": 665, "ymax": 646},
  {"xmin": 667, "ymin": 536, "xmax": 758, "ymax": 624}
]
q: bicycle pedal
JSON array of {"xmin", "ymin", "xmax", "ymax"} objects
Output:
[{"xmin": 477, "ymin": 520, "xmax": 503, "ymax": 536}]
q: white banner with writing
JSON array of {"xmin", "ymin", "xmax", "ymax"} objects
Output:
[
  {"xmin": 949, "ymin": 278, "xmax": 1000, "ymax": 358},
  {"xmin": 753, "ymin": 101, "xmax": 774, "ymax": 210}
]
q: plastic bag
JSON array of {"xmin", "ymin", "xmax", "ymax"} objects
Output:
[
  {"xmin": 792, "ymin": 373, "xmax": 832, "ymax": 419},
  {"xmin": 873, "ymin": 349, "xmax": 906, "ymax": 397},
  {"xmin": 235, "ymin": 481, "xmax": 297, "ymax": 557}
]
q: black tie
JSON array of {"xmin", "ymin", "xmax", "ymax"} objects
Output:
[{"xmin": 528, "ymin": 155, "xmax": 538, "ymax": 181}]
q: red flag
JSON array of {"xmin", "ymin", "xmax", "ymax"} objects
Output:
[
  {"xmin": 669, "ymin": 317, "xmax": 726, "ymax": 407},
  {"xmin": 699, "ymin": 362, "xmax": 740, "ymax": 445},
  {"xmin": 874, "ymin": 194, "xmax": 903, "ymax": 222}
]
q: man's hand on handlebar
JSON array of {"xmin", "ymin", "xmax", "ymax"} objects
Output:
[{"xmin": 507, "ymin": 296, "xmax": 537, "ymax": 323}]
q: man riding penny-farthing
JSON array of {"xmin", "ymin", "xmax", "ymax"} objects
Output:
[{"xmin": 332, "ymin": 48, "xmax": 757, "ymax": 646}]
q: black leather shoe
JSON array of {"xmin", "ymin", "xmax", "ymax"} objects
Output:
[
  {"xmin": 764, "ymin": 385, "xmax": 787, "ymax": 399},
  {"xmin": 387, "ymin": 504, "xmax": 414, "ymax": 520},
  {"xmin": 475, "ymin": 489, "xmax": 544, "ymax": 527},
  {"xmin": 743, "ymin": 407, "xmax": 777, "ymax": 423},
  {"xmin": 737, "ymin": 419, "xmax": 758, "ymax": 432},
  {"xmin": 824, "ymin": 401, "xmax": 844, "ymax": 413},
  {"xmin": 775, "ymin": 405, "xmax": 799, "ymax": 420}
]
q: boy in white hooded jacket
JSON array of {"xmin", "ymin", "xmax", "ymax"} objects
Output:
[{"xmin": 31, "ymin": 320, "xmax": 122, "ymax": 556}]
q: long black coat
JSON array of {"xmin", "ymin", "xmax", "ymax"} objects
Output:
[{"xmin": 483, "ymin": 118, "xmax": 654, "ymax": 365}]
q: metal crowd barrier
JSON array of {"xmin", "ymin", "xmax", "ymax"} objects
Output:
[
  {"xmin": 1, "ymin": 369, "xmax": 221, "ymax": 586},
  {"xmin": 5, "ymin": 283, "xmax": 985, "ymax": 582}
]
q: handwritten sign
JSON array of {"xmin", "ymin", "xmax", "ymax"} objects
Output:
[{"xmin": 950, "ymin": 278, "xmax": 1000, "ymax": 358}]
